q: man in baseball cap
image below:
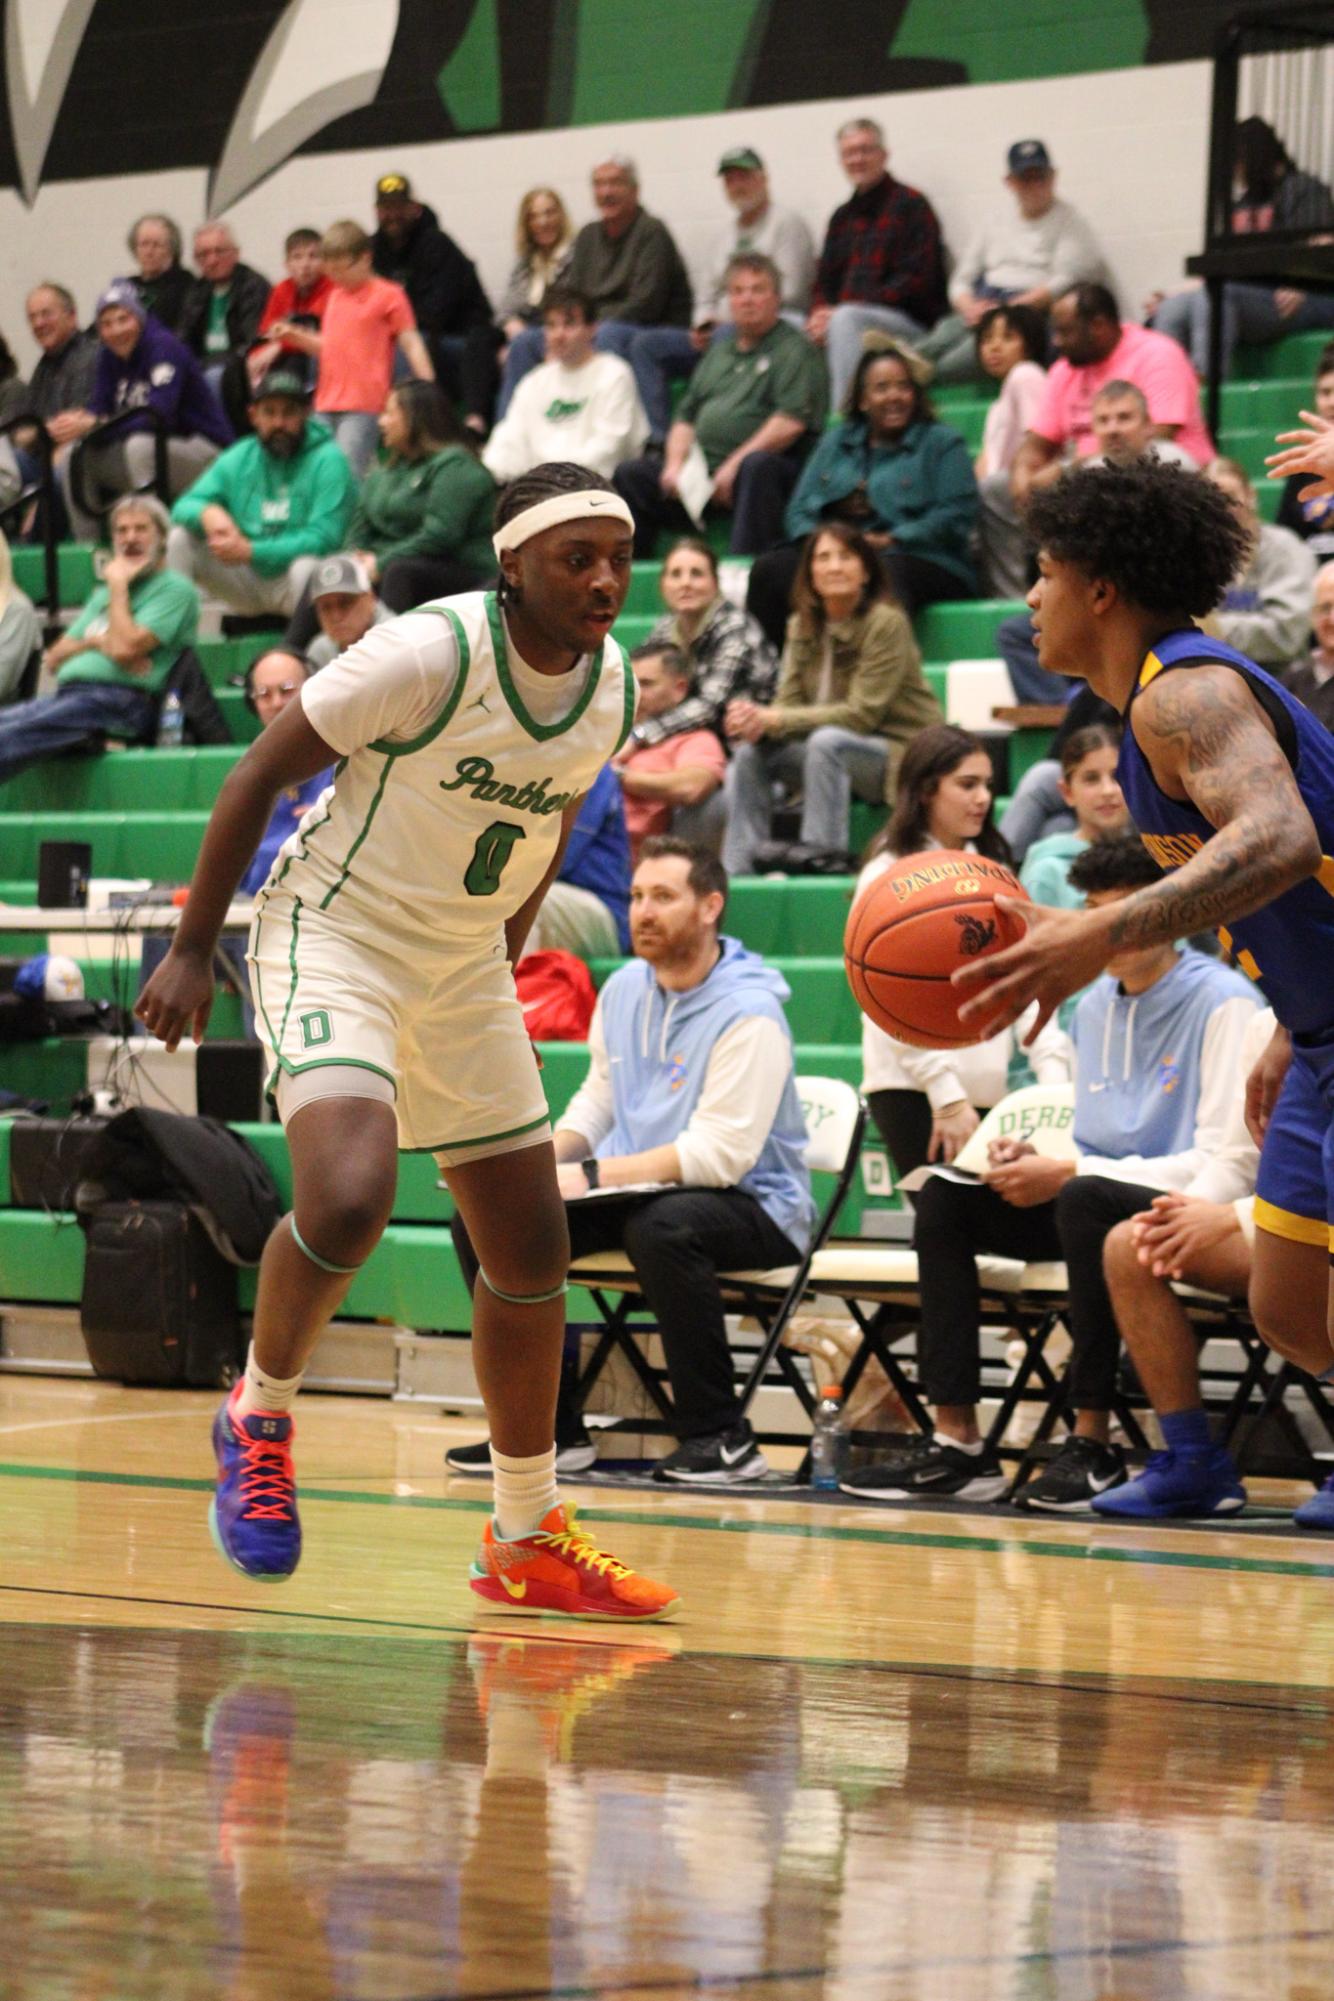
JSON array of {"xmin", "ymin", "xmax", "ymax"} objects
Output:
[
  {"xmin": 913, "ymin": 133, "xmax": 1108, "ymax": 384},
  {"xmin": 165, "ymin": 361, "xmax": 357, "ymax": 617},
  {"xmin": 306, "ymin": 552, "xmax": 393, "ymax": 667},
  {"xmin": 627, "ymin": 141, "xmax": 816, "ymax": 438}
]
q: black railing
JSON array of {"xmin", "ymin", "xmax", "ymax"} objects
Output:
[
  {"xmin": 1185, "ymin": 6, "xmax": 1334, "ymax": 435},
  {"xmin": 0, "ymin": 413, "xmax": 61, "ymax": 639},
  {"xmin": 66, "ymin": 405, "xmax": 171, "ymax": 539}
]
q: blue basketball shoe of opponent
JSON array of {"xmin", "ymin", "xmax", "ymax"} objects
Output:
[
  {"xmin": 209, "ymin": 1381, "xmax": 302, "ymax": 1580},
  {"xmin": 1293, "ymin": 1469, "xmax": 1334, "ymax": 1531},
  {"xmin": 1091, "ymin": 1446, "xmax": 1246, "ymax": 1520}
]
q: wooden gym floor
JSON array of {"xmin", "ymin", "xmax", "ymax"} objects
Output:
[{"xmin": 4, "ymin": 1375, "xmax": 1334, "ymax": 2001}]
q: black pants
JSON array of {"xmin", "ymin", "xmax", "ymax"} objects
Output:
[
  {"xmin": 867, "ymin": 1088, "xmax": 935, "ymax": 1184},
  {"xmin": 912, "ymin": 1171, "xmax": 1158, "ymax": 1411},
  {"xmin": 433, "ymin": 325, "xmax": 503, "ymax": 426},
  {"xmin": 613, "ymin": 449, "xmax": 802, "ymax": 561},
  {"xmin": 451, "ymin": 1187, "xmax": 799, "ymax": 1441},
  {"xmin": 747, "ymin": 541, "xmax": 970, "ymax": 651}
]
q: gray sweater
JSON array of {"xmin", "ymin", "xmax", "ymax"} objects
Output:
[
  {"xmin": 567, "ymin": 209, "xmax": 692, "ymax": 327},
  {"xmin": 1217, "ymin": 522, "xmax": 1318, "ymax": 669}
]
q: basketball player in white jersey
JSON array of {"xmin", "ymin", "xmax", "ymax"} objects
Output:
[{"xmin": 137, "ymin": 463, "xmax": 680, "ymax": 1621}]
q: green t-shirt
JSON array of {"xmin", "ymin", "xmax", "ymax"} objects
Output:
[
  {"xmin": 205, "ymin": 288, "xmax": 231, "ymax": 356},
  {"xmin": 57, "ymin": 569, "xmax": 200, "ymax": 694},
  {"xmin": 679, "ymin": 321, "xmax": 827, "ymax": 471}
]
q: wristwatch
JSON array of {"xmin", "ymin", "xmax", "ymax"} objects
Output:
[{"xmin": 581, "ymin": 1157, "xmax": 601, "ymax": 1190}]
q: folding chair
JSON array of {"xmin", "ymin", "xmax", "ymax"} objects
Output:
[{"xmin": 565, "ymin": 1076, "xmax": 867, "ymax": 1444}]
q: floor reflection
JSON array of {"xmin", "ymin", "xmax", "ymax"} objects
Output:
[{"xmin": 3, "ymin": 1625, "xmax": 1334, "ymax": 2000}]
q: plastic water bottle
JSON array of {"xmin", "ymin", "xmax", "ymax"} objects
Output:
[
  {"xmin": 156, "ymin": 690, "xmax": 185, "ymax": 748},
  {"xmin": 809, "ymin": 1383, "xmax": 850, "ymax": 1490}
]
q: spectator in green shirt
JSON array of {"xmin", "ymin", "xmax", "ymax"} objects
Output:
[
  {"xmin": 746, "ymin": 340, "xmax": 979, "ymax": 648},
  {"xmin": 613, "ymin": 254, "xmax": 827, "ymax": 558},
  {"xmin": 346, "ymin": 380, "xmax": 497, "ymax": 611},
  {"xmin": 0, "ymin": 494, "xmax": 199, "ymax": 783},
  {"xmin": 167, "ymin": 364, "xmax": 356, "ymax": 616}
]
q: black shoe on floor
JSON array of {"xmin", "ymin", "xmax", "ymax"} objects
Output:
[
  {"xmin": 653, "ymin": 1422, "xmax": 768, "ymax": 1485},
  {"xmin": 840, "ymin": 1439, "xmax": 1007, "ymax": 1502},
  {"xmin": 1012, "ymin": 1436, "xmax": 1126, "ymax": 1513},
  {"xmin": 445, "ymin": 1435, "xmax": 598, "ymax": 1477}
]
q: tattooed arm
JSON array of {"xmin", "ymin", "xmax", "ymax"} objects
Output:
[
  {"xmin": 1104, "ymin": 666, "xmax": 1320, "ymax": 942},
  {"xmin": 954, "ymin": 664, "xmax": 1320, "ymax": 1035}
]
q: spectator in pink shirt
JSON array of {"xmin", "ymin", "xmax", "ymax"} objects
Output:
[
  {"xmin": 979, "ymin": 282, "xmax": 1214, "ymax": 596},
  {"xmin": 273, "ymin": 220, "xmax": 433, "ymax": 478},
  {"xmin": 613, "ymin": 643, "xmax": 727, "ymax": 860}
]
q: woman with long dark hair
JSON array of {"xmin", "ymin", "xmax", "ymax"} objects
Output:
[
  {"xmin": 344, "ymin": 379, "xmax": 497, "ymax": 612},
  {"xmin": 856, "ymin": 723, "xmax": 1070, "ymax": 1180},
  {"xmin": 746, "ymin": 341, "xmax": 978, "ymax": 648},
  {"xmin": 722, "ymin": 521, "xmax": 942, "ymax": 873}
]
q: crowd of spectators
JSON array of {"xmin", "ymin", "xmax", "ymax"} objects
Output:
[{"xmin": 0, "ymin": 99, "xmax": 1332, "ymax": 1510}]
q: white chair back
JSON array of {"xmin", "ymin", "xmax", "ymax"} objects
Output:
[
  {"xmin": 952, "ymin": 1082, "xmax": 1077, "ymax": 1178},
  {"xmin": 796, "ymin": 1075, "xmax": 863, "ymax": 1177}
]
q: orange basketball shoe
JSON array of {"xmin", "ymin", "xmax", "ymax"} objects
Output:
[{"xmin": 469, "ymin": 1503, "xmax": 680, "ymax": 1621}]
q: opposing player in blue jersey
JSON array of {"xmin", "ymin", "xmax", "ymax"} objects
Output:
[{"xmin": 953, "ymin": 459, "xmax": 1334, "ymax": 1526}]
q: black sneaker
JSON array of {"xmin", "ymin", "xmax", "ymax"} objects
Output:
[
  {"xmin": 1012, "ymin": 1436, "xmax": 1126, "ymax": 1513},
  {"xmin": 444, "ymin": 1435, "xmax": 598, "ymax": 1477},
  {"xmin": 840, "ymin": 1440, "xmax": 1008, "ymax": 1502},
  {"xmin": 653, "ymin": 1422, "xmax": 768, "ymax": 1485}
]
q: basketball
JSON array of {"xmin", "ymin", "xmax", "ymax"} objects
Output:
[{"xmin": 844, "ymin": 850, "xmax": 1029, "ymax": 1049}]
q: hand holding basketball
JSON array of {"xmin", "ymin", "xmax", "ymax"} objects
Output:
[
  {"xmin": 952, "ymin": 896, "xmax": 1115, "ymax": 1040},
  {"xmin": 844, "ymin": 850, "xmax": 1033, "ymax": 1050}
]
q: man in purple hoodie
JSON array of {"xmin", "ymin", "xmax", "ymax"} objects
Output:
[{"xmin": 61, "ymin": 279, "xmax": 233, "ymax": 539}]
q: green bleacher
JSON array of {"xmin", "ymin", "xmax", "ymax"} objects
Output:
[{"xmin": 1, "ymin": 329, "xmax": 1321, "ymax": 1339}]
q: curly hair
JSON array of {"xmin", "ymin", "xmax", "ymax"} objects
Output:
[
  {"xmin": 1066, "ymin": 830, "xmax": 1162, "ymax": 896},
  {"xmin": 1024, "ymin": 460, "xmax": 1251, "ymax": 618}
]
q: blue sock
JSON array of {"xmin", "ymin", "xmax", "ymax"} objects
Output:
[{"xmin": 1161, "ymin": 1407, "xmax": 1212, "ymax": 1456}]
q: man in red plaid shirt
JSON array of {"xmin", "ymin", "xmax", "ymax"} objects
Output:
[{"xmin": 807, "ymin": 118, "xmax": 948, "ymax": 408}]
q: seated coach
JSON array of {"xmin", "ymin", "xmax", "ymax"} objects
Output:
[{"xmin": 447, "ymin": 837, "xmax": 815, "ymax": 1485}]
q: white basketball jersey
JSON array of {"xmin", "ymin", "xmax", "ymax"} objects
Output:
[{"xmin": 263, "ymin": 592, "xmax": 633, "ymax": 948}]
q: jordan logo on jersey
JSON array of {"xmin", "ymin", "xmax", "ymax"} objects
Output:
[{"xmin": 438, "ymin": 756, "xmax": 576, "ymax": 818}]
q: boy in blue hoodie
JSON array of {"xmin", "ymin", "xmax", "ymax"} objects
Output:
[
  {"xmin": 842, "ymin": 834, "xmax": 1262, "ymax": 1513},
  {"xmin": 449, "ymin": 835, "xmax": 814, "ymax": 1485}
]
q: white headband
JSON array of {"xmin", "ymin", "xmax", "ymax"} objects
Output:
[{"xmin": 492, "ymin": 490, "xmax": 635, "ymax": 557}]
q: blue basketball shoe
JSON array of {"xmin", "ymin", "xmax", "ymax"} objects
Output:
[
  {"xmin": 1293, "ymin": 1468, "xmax": 1334, "ymax": 1531},
  {"xmin": 1091, "ymin": 1447, "xmax": 1245, "ymax": 1521},
  {"xmin": 209, "ymin": 1382, "xmax": 302, "ymax": 1580}
]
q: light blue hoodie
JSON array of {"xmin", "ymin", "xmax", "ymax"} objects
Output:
[
  {"xmin": 1071, "ymin": 950, "xmax": 1261, "ymax": 1164},
  {"xmin": 595, "ymin": 936, "xmax": 816, "ymax": 1252}
]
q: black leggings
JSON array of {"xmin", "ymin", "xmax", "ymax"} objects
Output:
[{"xmin": 911, "ymin": 1171, "xmax": 1159, "ymax": 1410}]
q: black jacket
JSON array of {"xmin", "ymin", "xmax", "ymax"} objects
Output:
[
  {"xmin": 372, "ymin": 203, "xmax": 492, "ymax": 338},
  {"xmin": 133, "ymin": 265, "xmax": 195, "ymax": 336},
  {"xmin": 179, "ymin": 263, "xmax": 271, "ymax": 361}
]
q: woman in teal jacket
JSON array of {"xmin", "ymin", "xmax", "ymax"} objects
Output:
[
  {"xmin": 747, "ymin": 341, "xmax": 979, "ymax": 647},
  {"xmin": 347, "ymin": 380, "xmax": 497, "ymax": 611}
]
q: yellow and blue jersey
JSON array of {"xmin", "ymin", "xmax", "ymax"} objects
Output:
[
  {"xmin": 1120, "ymin": 628, "xmax": 1334, "ymax": 1249},
  {"xmin": 1120, "ymin": 628, "xmax": 1334, "ymax": 1039}
]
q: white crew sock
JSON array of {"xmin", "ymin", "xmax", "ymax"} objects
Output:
[
  {"xmin": 234, "ymin": 1344, "xmax": 304, "ymax": 1419},
  {"xmin": 492, "ymin": 1446, "xmax": 559, "ymax": 1541},
  {"xmin": 936, "ymin": 1430, "xmax": 982, "ymax": 1456}
]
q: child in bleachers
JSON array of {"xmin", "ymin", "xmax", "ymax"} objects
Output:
[
  {"xmin": 854, "ymin": 723, "xmax": 1071, "ymax": 1183},
  {"xmin": 247, "ymin": 228, "xmax": 332, "ymax": 394},
  {"xmin": 273, "ymin": 222, "xmax": 433, "ymax": 479},
  {"xmin": 1019, "ymin": 724, "xmax": 1128, "ymax": 909},
  {"xmin": 973, "ymin": 303, "xmax": 1048, "ymax": 482}
]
